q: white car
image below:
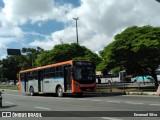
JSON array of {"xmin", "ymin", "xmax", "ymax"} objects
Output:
[{"xmin": 9, "ymin": 82, "xmax": 14, "ymax": 85}]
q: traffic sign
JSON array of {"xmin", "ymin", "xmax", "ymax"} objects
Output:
[{"xmin": 7, "ymin": 49, "xmax": 21, "ymax": 55}]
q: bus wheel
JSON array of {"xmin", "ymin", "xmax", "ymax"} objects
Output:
[
  {"xmin": 77, "ymin": 92, "xmax": 83, "ymax": 97},
  {"xmin": 29, "ymin": 87, "xmax": 34, "ymax": 96},
  {"xmin": 56, "ymin": 86, "xmax": 63, "ymax": 97}
]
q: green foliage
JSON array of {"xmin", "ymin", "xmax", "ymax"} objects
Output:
[
  {"xmin": 0, "ymin": 47, "xmax": 44, "ymax": 81},
  {"xmin": 36, "ymin": 43, "xmax": 101, "ymax": 67},
  {"xmin": 112, "ymin": 67, "xmax": 121, "ymax": 76},
  {"xmin": 21, "ymin": 47, "xmax": 44, "ymax": 69},
  {"xmin": 0, "ymin": 56, "xmax": 21, "ymax": 80},
  {"xmin": 100, "ymin": 25, "xmax": 160, "ymax": 87},
  {"xmin": 0, "ymin": 44, "xmax": 100, "ymax": 81}
]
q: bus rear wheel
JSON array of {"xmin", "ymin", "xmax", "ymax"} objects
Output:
[
  {"xmin": 29, "ymin": 87, "xmax": 34, "ymax": 96},
  {"xmin": 56, "ymin": 86, "xmax": 63, "ymax": 97}
]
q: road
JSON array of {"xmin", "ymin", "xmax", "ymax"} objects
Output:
[{"xmin": 0, "ymin": 90, "xmax": 160, "ymax": 120}]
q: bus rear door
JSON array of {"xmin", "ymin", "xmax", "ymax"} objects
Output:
[
  {"xmin": 24, "ymin": 73, "xmax": 29, "ymax": 92},
  {"xmin": 64, "ymin": 65, "xmax": 72, "ymax": 92}
]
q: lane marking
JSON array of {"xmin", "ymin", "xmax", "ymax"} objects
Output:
[
  {"xmin": 76, "ymin": 98, "xmax": 88, "ymax": 101},
  {"xmin": 149, "ymin": 104, "xmax": 160, "ymax": 106},
  {"xmin": 4, "ymin": 94, "xmax": 28, "ymax": 98},
  {"xmin": 5, "ymin": 102, "xmax": 14, "ymax": 104},
  {"xmin": 55, "ymin": 98, "xmax": 74, "ymax": 100},
  {"xmin": 101, "ymin": 117, "xmax": 123, "ymax": 120},
  {"xmin": 106, "ymin": 101, "xmax": 121, "ymax": 103},
  {"xmin": 125, "ymin": 102, "xmax": 143, "ymax": 105},
  {"xmin": 90, "ymin": 99, "xmax": 103, "ymax": 102},
  {"xmin": 34, "ymin": 107, "xmax": 51, "ymax": 110}
]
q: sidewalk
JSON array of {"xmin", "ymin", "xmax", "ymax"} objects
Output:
[
  {"xmin": 87, "ymin": 91, "xmax": 159, "ymax": 97},
  {"xmin": 126, "ymin": 91, "xmax": 157, "ymax": 96}
]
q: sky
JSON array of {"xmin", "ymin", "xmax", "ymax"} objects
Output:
[{"xmin": 0, "ymin": 0, "xmax": 160, "ymax": 59}]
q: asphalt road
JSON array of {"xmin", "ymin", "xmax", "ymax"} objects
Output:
[{"xmin": 0, "ymin": 90, "xmax": 160, "ymax": 120}]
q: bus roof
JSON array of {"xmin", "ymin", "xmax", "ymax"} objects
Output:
[{"xmin": 19, "ymin": 60, "xmax": 73, "ymax": 73}]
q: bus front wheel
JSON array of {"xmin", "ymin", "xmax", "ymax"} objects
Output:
[
  {"xmin": 56, "ymin": 86, "xmax": 63, "ymax": 97},
  {"xmin": 76, "ymin": 92, "xmax": 83, "ymax": 97}
]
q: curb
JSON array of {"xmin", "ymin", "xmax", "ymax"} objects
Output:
[
  {"xmin": 84, "ymin": 92, "xmax": 127, "ymax": 96},
  {"xmin": 126, "ymin": 92, "xmax": 158, "ymax": 96}
]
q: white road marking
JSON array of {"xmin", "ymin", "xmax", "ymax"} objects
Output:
[
  {"xmin": 55, "ymin": 98, "xmax": 74, "ymax": 100},
  {"xmin": 101, "ymin": 117, "xmax": 123, "ymax": 120},
  {"xmin": 5, "ymin": 94, "xmax": 28, "ymax": 97},
  {"xmin": 5, "ymin": 102, "xmax": 14, "ymax": 104},
  {"xmin": 106, "ymin": 101, "xmax": 121, "ymax": 103},
  {"xmin": 125, "ymin": 102, "xmax": 143, "ymax": 105},
  {"xmin": 77, "ymin": 98, "xmax": 88, "ymax": 101},
  {"xmin": 149, "ymin": 104, "xmax": 160, "ymax": 106},
  {"xmin": 90, "ymin": 99, "xmax": 103, "ymax": 102},
  {"xmin": 34, "ymin": 107, "xmax": 51, "ymax": 110}
]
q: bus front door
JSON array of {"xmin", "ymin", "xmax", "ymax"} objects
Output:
[
  {"xmin": 38, "ymin": 70, "xmax": 43, "ymax": 92},
  {"xmin": 64, "ymin": 66, "xmax": 72, "ymax": 92}
]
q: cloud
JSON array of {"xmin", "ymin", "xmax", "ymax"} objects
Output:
[
  {"xmin": 0, "ymin": 42, "xmax": 6, "ymax": 51},
  {"xmin": 1, "ymin": 0, "xmax": 160, "ymax": 60},
  {"xmin": 1, "ymin": 0, "xmax": 72, "ymax": 27},
  {"xmin": 0, "ymin": 26, "xmax": 24, "ymax": 44},
  {"xmin": 29, "ymin": 38, "xmax": 56, "ymax": 50},
  {"xmin": 0, "ymin": 43, "xmax": 7, "ymax": 59},
  {"xmin": 12, "ymin": 27, "xmax": 24, "ymax": 38},
  {"xmin": 68, "ymin": 0, "xmax": 160, "ymax": 36},
  {"xmin": 0, "ymin": 0, "xmax": 73, "ymax": 56},
  {"xmin": 29, "ymin": 0, "xmax": 160, "ymax": 52}
]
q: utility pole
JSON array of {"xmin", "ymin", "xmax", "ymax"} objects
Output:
[{"xmin": 73, "ymin": 17, "xmax": 79, "ymax": 44}]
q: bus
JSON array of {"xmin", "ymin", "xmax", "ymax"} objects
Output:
[{"xmin": 18, "ymin": 60, "xmax": 96, "ymax": 97}]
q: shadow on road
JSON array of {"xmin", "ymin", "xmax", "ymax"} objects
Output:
[
  {"xmin": 24, "ymin": 92, "xmax": 126, "ymax": 98},
  {"xmin": 1, "ymin": 105, "xmax": 18, "ymax": 109}
]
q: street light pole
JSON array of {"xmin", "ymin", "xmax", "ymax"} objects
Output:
[{"xmin": 73, "ymin": 17, "xmax": 79, "ymax": 44}]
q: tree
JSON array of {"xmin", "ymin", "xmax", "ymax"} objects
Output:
[
  {"xmin": 100, "ymin": 26, "xmax": 160, "ymax": 88},
  {"xmin": 0, "ymin": 47, "xmax": 44, "ymax": 83},
  {"xmin": 0, "ymin": 56, "xmax": 21, "ymax": 83},
  {"xmin": 21, "ymin": 46, "xmax": 44, "ymax": 69},
  {"xmin": 35, "ymin": 43, "xmax": 101, "ymax": 67}
]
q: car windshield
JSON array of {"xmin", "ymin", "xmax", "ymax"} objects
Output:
[{"xmin": 74, "ymin": 66, "xmax": 95, "ymax": 81}]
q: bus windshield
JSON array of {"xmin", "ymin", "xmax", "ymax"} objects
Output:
[{"xmin": 73, "ymin": 66, "xmax": 95, "ymax": 81}]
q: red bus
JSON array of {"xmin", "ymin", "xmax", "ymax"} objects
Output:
[{"xmin": 18, "ymin": 60, "xmax": 96, "ymax": 97}]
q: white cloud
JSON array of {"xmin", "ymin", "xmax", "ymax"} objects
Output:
[
  {"xmin": 0, "ymin": 0, "xmax": 73, "ymax": 58},
  {"xmin": 1, "ymin": 0, "xmax": 72, "ymax": 27},
  {"xmin": 30, "ymin": 39, "xmax": 56, "ymax": 50},
  {"xmin": 1, "ymin": 0, "xmax": 160, "ymax": 59},
  {"xmin": 12, "ymin": 27, "xmax": 24, "ymax": 38},
  {"xmin": 0, "ymin": 43, "xmax": 6, "ymax": 51},
  {"xmin": 0, "ymin": 43, "xmax": 7, "ymax": 59},
  {"xmin": 31, "ymin": 0, "xmax": 160, "ymax": 52},
  {"xmin": 0, "ymin": 26, "xmax": 24, "ymax": 44}
]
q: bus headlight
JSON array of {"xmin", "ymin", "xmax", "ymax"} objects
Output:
[{"xmin": 74, "ymin": 83, "xmax": 80, "ymax": 88}]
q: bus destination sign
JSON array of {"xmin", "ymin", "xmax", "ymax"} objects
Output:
[{"xmin": 74, "ymin": 61, "xmax": 93, "ymax": 66}]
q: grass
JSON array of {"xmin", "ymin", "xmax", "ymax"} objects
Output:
[
  {"xmin": 96, "ymin": 87, "xmax": 156, "ymax": 93},
  {"xmin": 0, "ymin": 85, "xmax": 18, "ymax": 90},
  {"xmin": 96, "ymin": 88, "xmax": 125, "ymax": 92}
]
